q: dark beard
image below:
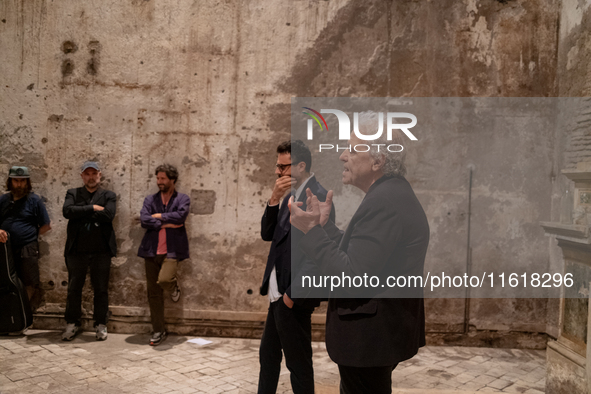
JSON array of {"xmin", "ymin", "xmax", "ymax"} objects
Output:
[{"xmin": 12, "ymin": 188, "xmax": 27, "ymax": 199}]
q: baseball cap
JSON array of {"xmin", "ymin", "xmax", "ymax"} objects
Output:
[
  {"xmin": 8, "ymin": 166, "xmax": 31, "ymax": 179},
  {"xmin": 81, "ymin": 161, "xmax": 101, "ymax": 173}
]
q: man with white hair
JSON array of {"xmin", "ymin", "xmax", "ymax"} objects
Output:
[{"xmin": 290, "ymin": 112, "xmax": 429, "ymax": 393}]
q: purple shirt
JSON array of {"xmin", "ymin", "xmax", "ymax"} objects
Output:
[{"xmin": 138, "ymin": 191, "xmax": 190, "ymax": 260}]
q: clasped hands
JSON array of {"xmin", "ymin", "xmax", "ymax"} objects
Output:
[
  {"xmin": 151, "ymin": 213, "xmax": 183, "ymax": 228},
  {"xmin": 288, "ymin": 188, "xmax": 333, "ymax": 234}
]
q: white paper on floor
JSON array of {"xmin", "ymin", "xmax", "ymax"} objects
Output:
[{"xmin": 187, "ymin": 338, "xmax": 213, "ymax": 346}]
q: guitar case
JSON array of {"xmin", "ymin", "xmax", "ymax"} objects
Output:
[{"xmin": 0, "ymin": 234, "xmax": 33, "ymax": 333}]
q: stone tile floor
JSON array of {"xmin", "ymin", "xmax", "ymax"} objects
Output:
[{"xmin": 0, "ymin": 330, "xmax": 546, "ymax": 393}]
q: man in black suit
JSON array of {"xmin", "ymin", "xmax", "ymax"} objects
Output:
[
  {"xmin": 290, "ymin": 112, "xmax": 430, "ymax": 393},
  {"xmin": 62, "ymin": 161, "xmax": 117, "ymax": 342},
  {"xmin": 258, "ymin": 140, "xmax": 334, "ymax": 394}
]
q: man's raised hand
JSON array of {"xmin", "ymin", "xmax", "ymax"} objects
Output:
[
  {"xmin": 305, "ymin": 188, "xmax": 333, "ymax": 227},
  {"xmin": 269, "ymin": 176, "xmax": 296, "ymax": 206},
  {"xmin": 289, "ymin": 189, "xmax": 321, "ymax": 234}
]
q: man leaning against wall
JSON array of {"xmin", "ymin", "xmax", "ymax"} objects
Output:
[
  {"xmin": 62, "ymin": 161, "xmax": 117, "ymax": 342},
  {"xmin": 138, "ymin": 164, "xmax": 190, "ymax": 346}
]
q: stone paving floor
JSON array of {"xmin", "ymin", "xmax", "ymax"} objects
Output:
[{"xmin": 0, "ymin": 330, "xmax": 546, "ymax": 394}]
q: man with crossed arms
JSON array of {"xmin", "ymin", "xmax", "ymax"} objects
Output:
[{"xmin": 139, "ymin": 164, "xmax": 190, "ymax": 346}]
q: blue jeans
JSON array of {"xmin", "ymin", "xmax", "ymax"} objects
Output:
[{"xmin": 64, "ymin": 253, "xmax": 111, "ymax": 326}]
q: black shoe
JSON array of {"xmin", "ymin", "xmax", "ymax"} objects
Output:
[
  {"xmin": 171, "ymin": 285, "xmax": 181, "ymax": 303},
  {"xmin": 150, "ymin": 331, "xmax": 167, "ymax": 346}
]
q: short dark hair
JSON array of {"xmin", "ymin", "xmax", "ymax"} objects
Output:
[
  {"xmin": 155, "ymin": 164, "xmax": 179, "ymax": 183},
  {"xmin": 6, "ymin": 177, "xmax": 32, "ymax": 193},
  {"xmin": 277, "ymin": 140, "xmax": 312, "ymax": 173}
]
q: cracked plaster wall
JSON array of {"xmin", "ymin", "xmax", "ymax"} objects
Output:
[
  {"xmin": 0, "ymin": 0, "xmax": 563, "ymax": 338},
  {"xmin": 543, "ymin": 0, "xmax": 591, "ymax": 392}
]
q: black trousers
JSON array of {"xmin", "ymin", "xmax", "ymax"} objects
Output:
[
  {"xmin": 64, "ymin": 253, "xmax": 111, "ymax": 326},
  {"xmin": 13, "ymin": 241, "xmax": 40, "ymax": 287},
  {"xmin": 144, "ymin": 255, "xmax": 179, "ymax": 333},
  {"xmin": 258, "ymin": 297, "xmax": 315, "ymax": 394},
  {"xmin": 338, "ymin": 364, "xmax": 398, "ymax": 394}
]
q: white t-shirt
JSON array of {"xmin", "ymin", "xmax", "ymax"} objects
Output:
[{"xmin": 267, "ymin": 174, "xmax": 314, "ymax": 302}]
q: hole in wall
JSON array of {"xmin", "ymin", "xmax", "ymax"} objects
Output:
[
  {"xmin": 62, "ymin": 41, "xmax": 78, "ymax": 54},
  {"xmin": 61, "ymin": 60, "xmax": 74, "ymax": 77}
]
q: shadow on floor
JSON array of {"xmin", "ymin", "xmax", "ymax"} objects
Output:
[
  {"xmin": 25, "ymin": 329, "xmax": 100, "ymax": 344},
  {"xmin": 125, "ymin": 333, "xmax": 188, "ymax": 350}
]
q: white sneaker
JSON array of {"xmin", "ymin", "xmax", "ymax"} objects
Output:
[
  {"xmin": 150, "ymin": 331, "xmax": 168, "ymax": 346},
  {"xmin": 95, "ymin": 324, "xmax": 108, "ymax": 341},
  {"xmin": 62, "ymin": 323, "xmax": 79, "ymax": 341}
]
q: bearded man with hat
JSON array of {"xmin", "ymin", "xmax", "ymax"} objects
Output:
[{"xmin": 0, "ymin": 166, "xmax": 52, "ymax": 302}]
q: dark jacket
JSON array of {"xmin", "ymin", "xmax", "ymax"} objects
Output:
[
  {"xmin": 63, "ymin": 187, "xmax": 117, "ymax": 257},
  {"xmin": 260, "ymin": 175, "xmax": 335, "ymax": 309},
  {"xmin": 0, "ymin": 192, "xmax": 50, "ymax": 250},
  {"xmin": 138, "ymin": 191, "xmax": 190, "ymax": 260},
  {"xmin": 299, "ymin": 175, "xmax": 430, "ymax": 367}
]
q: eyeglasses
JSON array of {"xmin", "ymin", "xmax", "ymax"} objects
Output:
[{"xmin": 275, "ymin": 163, "xmax": 292, "ymax": 172}]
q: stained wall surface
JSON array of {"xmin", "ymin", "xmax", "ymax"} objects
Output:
[
  {"xmin": 0, "ymin": 0, "xmax": 563, "ymax": 337},
  {"xmin": 544, "ymin": 1, "xmax": 591, "ymax": 392}
]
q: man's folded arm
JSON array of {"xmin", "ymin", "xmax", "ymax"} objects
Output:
[
  {"xmin": 91, "ymin": 192, "xmax": 117, "ymax": 222},
  {"xmin": 63, "ymin": 190, "xmax": 94, "ymax": 219},
  {"xmin": 160, "ymin": 195, "xmax": 190, "ymax": 224},
  {"xmin": 140, "ymin": 198, "xmax": 161, "ymax": 229}
]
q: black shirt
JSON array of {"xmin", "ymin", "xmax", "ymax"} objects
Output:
[{"xmin": 74, "ymin": 188, "xmax": 108, "ymax": 254}]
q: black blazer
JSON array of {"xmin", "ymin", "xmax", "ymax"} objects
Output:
[
  {"xmin": 259, "ymin": 175, "xmax": 335, "ymax": 309},
  {"xmin": 63, "ymin": 187, "xmax": 117, "ymax": 257},
  {"xmin": 300, "ymin": 175, "xmax": 430, "ymax": 367}
]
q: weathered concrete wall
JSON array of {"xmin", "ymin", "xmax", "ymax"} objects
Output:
[
  {"xmin": 280, "ymin": 0, "xmax": 560, "ymax": 337},
  {"xmin": 554, "ymin": 0, "xmax": 591, "ymax": 349},
  {"xmin": 0, "ymin": 0, "xmax": 361, "ymax": 334},
  {"xmin": 544, "ymin": 1, "xmax": 591, "ymax": 392},
  {"xmin": 0, "ymin": 0, "xmax": 562, "ymax": 340}
]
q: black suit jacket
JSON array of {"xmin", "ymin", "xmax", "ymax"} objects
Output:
[
  {"xmin": 300, "ymin": 175, "xmax": 430, "ymax": 367},
  {"xmin": 63, "ymin": 187, "xmax": 117, "ymax": 257},
  {"xmin": 260, "ymin": 175, "xmax": 335, "ymax": 309}
]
